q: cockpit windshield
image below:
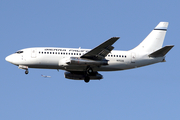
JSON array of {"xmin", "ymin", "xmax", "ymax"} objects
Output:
[{"xmin": 16, "ymin": 51, "xmax": 23, "ymax": 54}]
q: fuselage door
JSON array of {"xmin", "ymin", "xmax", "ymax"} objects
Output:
[
  {"xmin": 131, "ymin": 52, "xmax": 136, "ymax": 63},
  {"xmin": 31, "ymin": 49, "xmax": 37, "ymax": 58}
]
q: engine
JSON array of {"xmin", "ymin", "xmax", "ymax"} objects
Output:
[
  {"xmin": 66, "ymin": 57, "xmax": 108, "ymax": 66},
  {"xmin": 64, "ymin": 71, "xmax": 103, "ymax": 80}
]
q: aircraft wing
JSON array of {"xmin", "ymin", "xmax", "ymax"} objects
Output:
[{"xmin": 80, "ymin": 37, "xmax": 119, "ymax": 60}]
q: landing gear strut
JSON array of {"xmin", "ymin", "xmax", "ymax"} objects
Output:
[
  {"xmin": 84, "ymin": 66, "xmax": 93, "ymax": 83},
  {"xmin": 18, "ymin": 65, "xmax": 29, "ymax": 75},
  {"xmin": 86, "ymin": 66, "xmax": 93, "ymax": 75}
]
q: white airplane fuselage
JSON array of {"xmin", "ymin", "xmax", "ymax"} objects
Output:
[{"xmin": 5, "ymin": 47, "xmax": 165, "ymax": 71}]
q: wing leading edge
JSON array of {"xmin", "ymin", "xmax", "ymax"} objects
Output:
[{"xmin": 80, "ymin": 37, "xmax": 119, "ymax": 60}]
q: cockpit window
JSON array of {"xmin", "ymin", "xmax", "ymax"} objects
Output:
[{"xmin": 16, "ymin": 51, "xmax": 23, "ymax": 54}]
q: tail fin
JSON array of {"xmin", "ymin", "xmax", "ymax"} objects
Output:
[{"xmin": 132, "ymin": 22, "xmax": 169, "ymax": 53}]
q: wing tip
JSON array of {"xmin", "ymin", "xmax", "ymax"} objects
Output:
[
  {"xmin": 109, "ymin": 37, "xmax": 120, "ymax": 42},
  {"xmin": 111, "ymin": 37, "xmax": 120, "ymax": 39}
]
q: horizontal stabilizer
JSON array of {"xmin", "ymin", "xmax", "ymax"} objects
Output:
[{"xmin": 149, "ymin": 45, "xmax": 174, "ymax": 57}]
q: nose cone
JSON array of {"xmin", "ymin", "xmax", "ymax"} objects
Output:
[
  {"xmin": 5, "ymin": 55, "xmax": 14, "ymax": 64},
  {"xmin": 5, "ymin": 55, "xmax": 10, "ymax": 62}
]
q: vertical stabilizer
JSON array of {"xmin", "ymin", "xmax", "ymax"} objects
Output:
[{"xmin": 132, "ymin": 22, "xmax": 169, "ymax": 53}]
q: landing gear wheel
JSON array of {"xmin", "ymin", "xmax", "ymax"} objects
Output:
[
  {"xmin": 86, "ymin": 66, "xmax": 93, "ymax": 75},
  {"xmin": 84, "ymin": 76, "xmax": 90, "ymax": 83},
  {"xmin": 25, "ymin": 70, "xmax": 29, "ymax": 74}
]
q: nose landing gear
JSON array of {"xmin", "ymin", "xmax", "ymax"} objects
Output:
[
  {"xmin": 18, "ymin": 65, "xmax": 29, "ymax": 75},
  {"xmin": 25, "ymin": 70, "xmax": 29, "ymax": 74}
]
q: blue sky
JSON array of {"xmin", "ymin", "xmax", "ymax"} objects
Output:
[{"xmin": 0, "ymin": 0, "xmax": 179, "ymax": 119}]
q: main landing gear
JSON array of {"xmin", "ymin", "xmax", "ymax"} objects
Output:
[
  {"xmin": 86, "ymin": 66, "xmax": 93, "ymax": 75},
  {"xmin": 84, "ymin": 66, "xmax": 93, "ymax": 83},
  {"xmin": 84, "ymin": 76, "xmax": 90, "ymax": 83}
]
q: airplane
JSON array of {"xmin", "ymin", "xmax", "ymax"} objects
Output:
[
  {"xmin": 5, "ymin": 22, "xmax": 174, "ymax": 83},
  {"xmin": 41, "ymin": 74, "xmax": 51, "ymax": 78}
]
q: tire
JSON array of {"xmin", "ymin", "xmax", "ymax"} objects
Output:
[
  {"xmin": 25, "ymin": 70, "xmax": 29, "ymax": 74},
  {"xmin": 84, "ymin": 76, "xmax": 90, "ymax": 83}
]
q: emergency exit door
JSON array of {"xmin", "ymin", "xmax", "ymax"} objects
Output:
[
  {"xmin": 131, "ymin": 52, "xmax": 136, "ymax": 63},
  {"xmin": 31, "ymin": 49, "xmax": 37, "ymax": 58}
]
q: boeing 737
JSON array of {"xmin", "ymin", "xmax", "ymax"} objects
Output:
[{"xmin": 5, "ymin": 22, "xmax": 174, "ymax": 83}]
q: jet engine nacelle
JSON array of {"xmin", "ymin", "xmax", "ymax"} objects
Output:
[
  {"xmin": 66, "ymin": 57, "xmax": 108, "ymax": 66},
  {"xmin": 64, "ymin": 71, "xmax": 103, "ymax": 80}
]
